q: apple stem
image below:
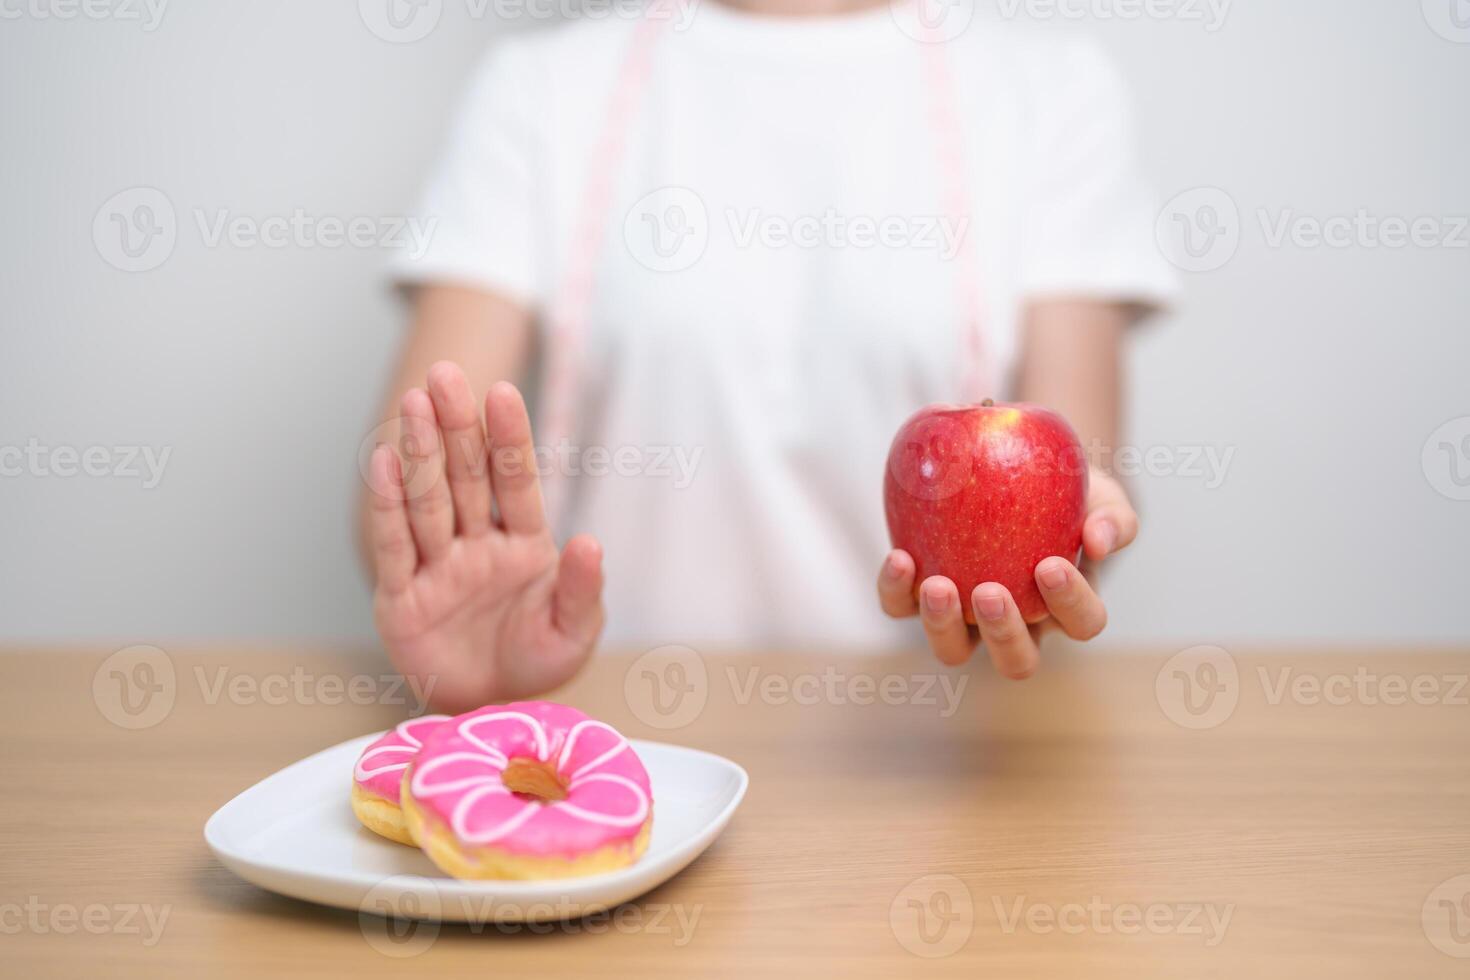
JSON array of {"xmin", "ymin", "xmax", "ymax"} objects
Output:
[{"xmin": 981, "ymin": 398, "xmax": 994, "ymax": 407}]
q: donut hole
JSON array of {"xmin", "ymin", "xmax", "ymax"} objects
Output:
[{"xmin": 500, "ymin": 758, "xmax": 568, "ymax": 803}]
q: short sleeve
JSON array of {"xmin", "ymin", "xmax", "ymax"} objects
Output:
[
  {"xmin": 1019, "ymin": 38, "xmax": 1177, "ymax": 309},
  {"xmin": 389, "ymin": 44, "xmax": 543, "ymax": 307}
]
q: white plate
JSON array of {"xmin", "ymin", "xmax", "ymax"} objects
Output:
[{"xmin": 205, "ymin": 733, "xmax": 748, "ymax": 923}]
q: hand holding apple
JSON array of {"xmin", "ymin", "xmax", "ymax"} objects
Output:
[{"xmin": 877, "ymin": 401, "xmax": 1138, "ymax": 678}]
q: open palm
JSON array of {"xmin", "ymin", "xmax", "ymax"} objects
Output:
[{"xmin": 366, "ymin": 363, "xmax": 604, "ymax": 712}]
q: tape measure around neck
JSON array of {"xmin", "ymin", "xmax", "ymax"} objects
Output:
[{"xmin": 537, "ymin": 0, "xmax": 993, "ymax": 524}]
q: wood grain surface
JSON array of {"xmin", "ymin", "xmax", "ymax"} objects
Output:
[{"xmin": 3, "ymin": 644, "xmax": 1469, "ymax": 978}]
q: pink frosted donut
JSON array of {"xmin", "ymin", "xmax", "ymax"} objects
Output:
[
  {"xmin": 350, "ymin": 714, "xmax": 449, "ymax": 845},
  {"xmin": 402, "ymin": 701, "xmax": 653, "ymax": 880}
]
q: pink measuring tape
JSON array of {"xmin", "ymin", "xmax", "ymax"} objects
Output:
[{"xmin": 537, "ymin": 0, "xmax": 995, "ymax": 522}]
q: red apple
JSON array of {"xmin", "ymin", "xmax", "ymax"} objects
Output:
[{"xmin": 884, "ymin": 400, "xmax": 1088, "ymax": 624}]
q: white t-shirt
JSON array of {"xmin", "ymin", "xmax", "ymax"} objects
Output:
[{"xmin": 393, "ymin": 1, "xmax": 1175, "ymax": 651}]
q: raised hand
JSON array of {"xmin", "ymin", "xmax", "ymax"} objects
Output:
[
  {"xmin": 877, "ymin": 468, "xmax": 1137, "ymax": 679},
  {"xmin": 366, "ymin": 362, "xmax": 604, "ymax": 712}
]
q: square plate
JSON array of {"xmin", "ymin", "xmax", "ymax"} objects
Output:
[{"xmin": 205, "ymin": 733, "xmax": 748, "ymax": 923}]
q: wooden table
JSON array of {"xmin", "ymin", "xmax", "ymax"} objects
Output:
[{"xmin": 4, "ymin": 644, "xmax": 1469, "ymax": 978}]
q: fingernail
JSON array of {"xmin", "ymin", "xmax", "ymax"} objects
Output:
[
  {"xmin": 922, "ymin": 588, "xmax": 951, "ymax": 616},
  {"xmin": 975, "ymin": 590, "xmax": 1006, "ymax": 622},
  {"xmin": 1096, "ymin": 519, "xmax": 1118, "ymax": 555},
  {"xmin": 1037, "ymin": 559, "xmax": 1068, "ymax": 592},
  {"xmin": 883, "ymin": 554, "xmax": 901, "ymax": 579}
]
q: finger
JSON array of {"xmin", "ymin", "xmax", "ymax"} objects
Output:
[
  {"xmin": 552, "ymin": 534, "xmax": 605, "ymax": 643},
  {"xmin": 1083, "ymin": 477, "xmax": 1139, "ymax": 562},
  {"xmin": 1034, "ymin": 557, "xmax": 1108, "ymax": 641},
  {"xmin": 367, "ymin": 444, "xmax": 417, "ymax": 593},
  {"xmin": 426, "ymin": 361, "xmax": 492, "ymax": 536},
  {"xmin": 972, "ymin": 583, "xmax": 1040, "ymax": 680},
  {"xmin": 877, "ymin": 549, "xmax": 919, "ymax": 618},
  {"xmin": 399, "ymin": 387, "xmax": 455, "ymax": 560},
  {"xmin": 485, "ymin": 381, "xmax": 547, "ymax": 535},
  {"xmin": 918, "ymin": 576, "xmax": 976, "ymax": 666}
]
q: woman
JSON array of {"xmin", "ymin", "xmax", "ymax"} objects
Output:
[{"xmin": 361, "ymin": 0, "xmax": 1175, "ymax": 711}]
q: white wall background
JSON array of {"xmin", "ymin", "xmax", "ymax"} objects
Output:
[{"xmin": 1, "ymin": 0, "xmax": 1466, "ymax": 646}]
